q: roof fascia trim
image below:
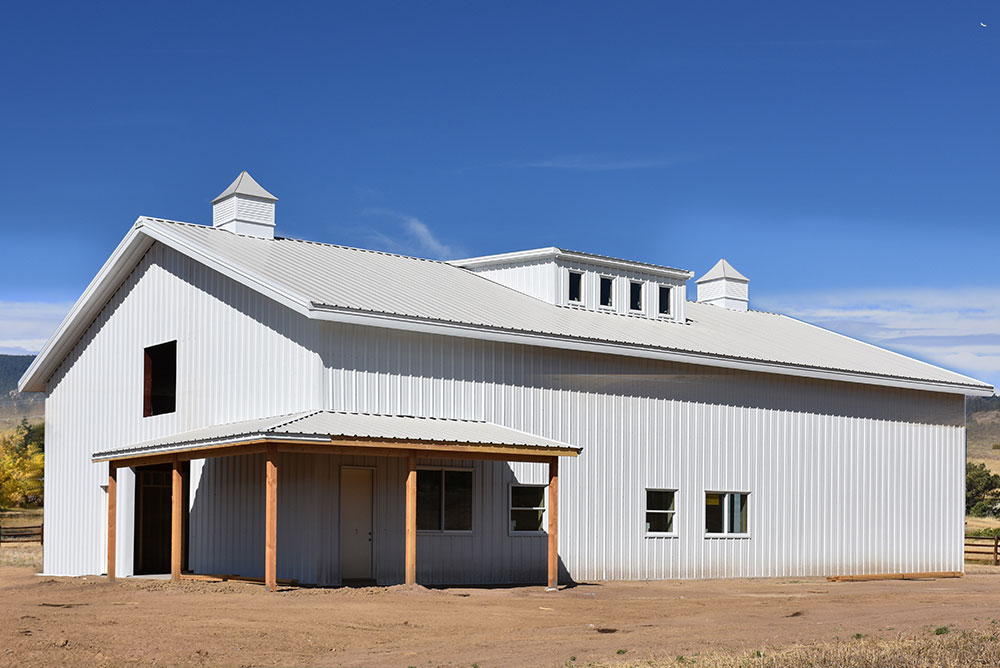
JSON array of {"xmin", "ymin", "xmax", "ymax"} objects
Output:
[
  {"xmin": 92, "ymin": 432, "xmax": 328, "ymax": 462},
  {"xmin": 92, "ymin": 431, "xmax": 580, "ymax": 463},
  {"xmin": 18, "ymin": 218, "xmax": 314, "ymax": 393},
  {"xmin": 309, "ymin": 305, "xmax": 994, "ymax": 396},
  {"xmin": 18, "ymin": 222, "xmax": 154, "ymax": 392},
  {"xmin": 451, "ymin": 247, "xmax": 694, "ymax": 280}
]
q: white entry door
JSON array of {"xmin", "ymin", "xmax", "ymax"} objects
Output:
[{"xmin": 341, "ymin": 467, "xmax": 374, "ymax": 580}]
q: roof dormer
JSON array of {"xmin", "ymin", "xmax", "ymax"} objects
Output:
[{"xmin": 451, "ymin": 247, "xmax": 693, "ymax": 323}]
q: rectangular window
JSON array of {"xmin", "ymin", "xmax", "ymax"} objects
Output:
[
  {"xmin": 658, "ymin": 286, "xmax": 672, "ymax": 315},
  {"xmin": 705, "ymin": 492, "xmax": 749, "ymax": 535},
  {"xmin": 645, "ymin": 489, "xmax": 676, "ymax": 534},
  {"xmin": 510, "ymin": 485, "xmax": 546, "ymax": 533},
  {"xmin": 629, "ymin": 282, "xmax": 643, "ymax": 311},
  {"xmin": 143, "ymin": 341, "xmax": 177, "ymax": 417},
  {"xmin": 568, "ymin": 271, "xmax": 582, "ymax": 303},
  {"xmin": 600, "ymin": 276, "xmax": 614, "ymax": 307},
  {"xmin": 417, "ymin": 469, "xmax": 473, "ymax": 532}
]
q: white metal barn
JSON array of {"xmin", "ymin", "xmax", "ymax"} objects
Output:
[{"xmin": 20, "ymin": 172, "xmax": 994, "ymax": 590}]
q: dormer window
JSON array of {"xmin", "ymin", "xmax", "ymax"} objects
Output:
[
  {"xmin": 658, "ymin": 286, "xmax": 672, "ymax": 315},
  {"xmin": 568, "ymin": 271, "xmax": 583, "ymax": 303},
  {"xmin": 629, "ymin": 282, "xmax": 643, "ymax": 311},
  {"xmin": 452, "ymin": 247, "xmax": 692, "ymax": 323},
  {"xmin": 600, "ymin": 277, "xmax": 614, "ymax": 307}
]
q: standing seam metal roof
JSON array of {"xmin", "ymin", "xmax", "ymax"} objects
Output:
[
  {"xmin": 91, "ymin": 410, "xmax": 578, "ymax": 460},
  {"xmin": 143, "ymin": 218, "xmax": 990, "ymax": 391}
]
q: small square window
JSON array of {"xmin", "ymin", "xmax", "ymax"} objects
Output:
[
  {"xmin": 658, "ymin": 286, "xmax": 672, "ymax": 315},
  {"xmin": 600, "ymin": 277, "xmax": 614, "ymax": 307},
  {"xmin": 143, "ymin": 341, "xmax": 176, "ymax": 417},
  {"xmin": 646, "ymin": 489, "xmax": 676, "ymax": 534},
  {"xmin": 706, "ymin": 492, "xmax": 749, "ymax": 535},
  {"xmin": 629, "ymin": 282, "xmax": 643, "ymax": 311},
  {"xmin": 568, "ymin": 271, "xmax": 582, "ymax": 303},
  {"xmin": 418, "ymin": 469, "xmax": 473, "ymax": 532},
  {"xmin": 510, "ymin": 485, "xmax": 546, "ymax": 533}
]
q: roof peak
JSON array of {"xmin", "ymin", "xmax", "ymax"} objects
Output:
[
  {"xmin": 697, "ymin": 258, "xmax": 748, "ymax": 283},
  {"xmin": 211, "ymin": 171, "xmax": 278, "ymax": 204}
]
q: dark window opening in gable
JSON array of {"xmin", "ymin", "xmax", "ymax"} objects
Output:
[
  {"xmin": 630, "ymin": 282, "xmax": 643, "ymax": 311},
  {"xmin": 600, "ymin": 277, "xmax": 613, "ymax": 307},
  {"xmin": 143, "ymin": 341, "xmax": 177, "ymax": 417},
  {"xmin": 658, "ymin": 286, "xmax": 672, "ymax": 315},
  {"xmin": 568, "ymin": 271, "xmax": 583, "ymax": 302}
]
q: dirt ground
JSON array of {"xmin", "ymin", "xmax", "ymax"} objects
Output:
[{"xmin": 2, "ymin": 565, "xmax": 1000, "ymax": 668}]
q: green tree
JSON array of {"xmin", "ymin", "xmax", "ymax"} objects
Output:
[
  {"xmin": 967, "ymin": 462, "xmax": 1000, "ymax": 516},
  {"xmin": 0, "ymin": 422, "xmax": 44, "ymax": 509}
]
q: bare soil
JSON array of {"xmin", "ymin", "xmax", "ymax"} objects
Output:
[{"xmin": 2, "ymin": 566, "xmax": 1000, "ymax": 667}]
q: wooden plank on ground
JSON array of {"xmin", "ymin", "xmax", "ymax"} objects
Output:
[
  {"xmin": 182, "ymin": 573, "xmax": 298, "ymax": 586},
  {"xmin": 827, "ymin": 571, "xmax": 963, "ymax": 582}
]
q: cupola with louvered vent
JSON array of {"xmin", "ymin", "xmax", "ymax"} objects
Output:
[{"xmin": 211, "ymin": 171, "xmax": 278, "ymax": 239}]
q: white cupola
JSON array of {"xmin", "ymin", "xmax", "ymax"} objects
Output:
[
  {"xmin": 696, "ymin": 259, "xmax": 749, "ymax": 311},
  {"xmin": 211, "ymin": 171, "xmax": 278, "ymax": 239}
]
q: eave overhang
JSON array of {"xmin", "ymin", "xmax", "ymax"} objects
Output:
[{"xmin": 21, "ymin": 219, "xmax": 995, "ymax": 398}]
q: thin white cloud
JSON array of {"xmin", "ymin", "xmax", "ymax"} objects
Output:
[
  {"xmin": 757, "ymin": 288, "xmax": 1000, "ymax": 390},
  {"xmin": 360, "ymin": 209, "xmax": 464, "ymax": 260},
  {"xmin": 0, "ymin": 301, "xmax": 72, "ymax": 354},
  {"xmin": 519, "ymin": 155, "xmax": 689, "ymax": 172}
]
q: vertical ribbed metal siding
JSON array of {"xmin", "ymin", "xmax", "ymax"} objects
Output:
[
  {"xmin": 318, "ymin": 322, "xmax": 965, "ymax": 583},
  {"xmin": 45, "ymin": 244, "xmax": 966, "ymax": 583},
  {"xmin": 464, "ymin": 260, "xmax": 557, "ymax": 304},
  {"xmin": 43, "ymin": 242, "xmax": 323, "ymax": 576}
]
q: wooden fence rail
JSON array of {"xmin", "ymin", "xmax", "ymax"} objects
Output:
[
  {"xmin": 965, "ymin": 535, "xmax": 999, "ymax": 566},
  {"xmin": 0, "ymin": 524, "xmax": 42, "ymax": 545}
]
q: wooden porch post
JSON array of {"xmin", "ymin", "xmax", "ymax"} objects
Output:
[
  {"xmin": 107, "ymin": 463, "xmax": 117, "ymax": 582},
  {"xmin": 547, "ymin": 457, "xmax": 559, "ymax": 589},
  {"xmin": 171, "ymin": 457, "xmax": 183, "ymax": 582},
  {"xmin": 405, "ymin": 451, "xmax": 417, "ymax": 585},
  {"xmin": 265, "ymin": 444, "xmax": 278, "ymax": 592}
]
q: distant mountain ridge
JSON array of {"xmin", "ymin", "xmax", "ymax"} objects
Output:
[
  {"xmin": 0, "ymin": 354, "xmax": 43, "ymax": 426},
  {"xmin": 968, "ymin": 395, "xmax": 1000, "ymax": 472},
  {"xmin": 0, "ymin": 354, "xmax": 34, "ymax": 394}
]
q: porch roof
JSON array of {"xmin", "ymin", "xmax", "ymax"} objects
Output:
[{"xmin": 92, "ymin": 410, "xmax": 581, "ymax": 466}]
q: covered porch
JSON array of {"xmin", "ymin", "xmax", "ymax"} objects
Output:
[{"xmin": 93, "ymin": 411, "xmax": 580, "ymax": 591}]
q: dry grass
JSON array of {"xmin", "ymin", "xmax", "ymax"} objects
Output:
[
  {"xmin": 0, "ymin": 506, "xmax": 43, "ymax": 527},
  {"xmin": 0, "ymin": 542, "xmax": 41, "ymax": 569},
  {"xmin": 965, "ymin": 515, "xmax": 1000, "ymax": 533},
  {"xmin": 604, "ymin": 629, "xmax": 1000, "ymax": 668},
  {"xmin": 0, "ymin": 507, "xmax": 43, "ymax": 570}
]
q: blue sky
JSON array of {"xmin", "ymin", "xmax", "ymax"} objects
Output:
[{"xmin": 1, "ymin": 2, "xmax": 998, "ymax": 391}]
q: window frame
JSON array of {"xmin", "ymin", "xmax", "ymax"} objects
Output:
[
  {"xmin": 644, "ymin": 488, "xmax": 678, "ymax": 538},
  {"xmin": 143, "ymin": 340, "xmax": 177, "ymax": 418},
  {"xmin": 629, "ymin": 281, "xmax": 643, "ymax": 312},
  {"xmin": 599, "ymin": 275, "xmax": 615, "ymax": 309},
  {"xmin": 704, "ymin": 491, "xmax": 751, "ymax": 538},
  {"xmin": 508, "ymin": 483, "xmax": 548, "ymax": 536},
  {"xmin": 416, "ymin": 466, "xmax": 475, "ymax": 535},
  {"xmin": 657, "ymin": 285, "xmax": 672, "ymax": 316},
  {"xmin": 567, "ymin": 270, "xmax": 583, "ymax": 304}
]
